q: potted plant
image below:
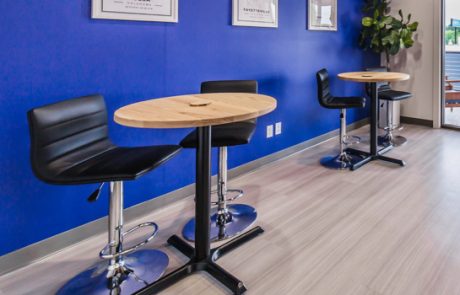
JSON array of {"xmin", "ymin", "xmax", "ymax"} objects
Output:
[{"xmin": 359, "ymin": 0, "xmax": 419, "ymax": 70}]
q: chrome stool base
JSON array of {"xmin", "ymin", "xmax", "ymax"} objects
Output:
[
  {"xmin": 320, "ymin": 153, "xmax": 364, "ymax": 170},
  {"xmin": 320, "ymin": 108, "xmax": 364, "ymax": 170},
  {"xmin": 378, "ymin": 135, "xmax": 407, "ymax": 147},
  {"xmin": 56, "ymin": 249, "xmax": 168, "ymax": 295},
  {"xmin": 182, "ymin": 204, "xmax": 257, "ymax": 242}
]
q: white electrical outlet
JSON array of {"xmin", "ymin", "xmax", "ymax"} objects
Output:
[
  {"xmin": 275, "ymin": 122, "xmax": 282, "ymax": 135},
  {"xmin": 266, "ymin": 125, "xmax": 274, "ymax": 138}
]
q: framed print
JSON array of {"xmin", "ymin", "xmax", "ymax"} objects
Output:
[
  {"xmin": 308, "ymin": 0, "xmax": 337, "ymax": 31},
  {"xmin": 92, "ymin": 0, "xmax": 178, "ymax": 23},
  {"xmin": 232, "ymin": 0, "xmax": 278, "ymax": 28}
]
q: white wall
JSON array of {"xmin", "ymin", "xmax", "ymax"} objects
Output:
[
  {"xmin": 446, "ymin": 0, "xmax": 460, "ymax": 24},
  {"xmin": 387, "ymin": 0, "xmax": 441, "ymax": 125}
]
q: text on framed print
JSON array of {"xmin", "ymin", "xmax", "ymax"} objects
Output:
[
  {"xmin": 233, "ymin": 0, "xmax": 278, "ymax": 28},
  {"xmin": 92, "ymin": 0, "xmax": 178, "ymax": 23}
]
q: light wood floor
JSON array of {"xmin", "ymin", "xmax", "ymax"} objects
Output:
[{"xmin": 1, "ymin": 124, "xmax": 460, "ymax": 295}]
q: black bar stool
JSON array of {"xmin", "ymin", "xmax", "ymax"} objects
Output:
[
  {"xmin": 180, "ymin": 80, "xmax": 259, "ymax": 242},
  {"xmin": 316, "ymin": 69, "xmax": 366, "ymax": 169},
  {"xmin": 27, "ymin": 94, "xmax": 181, "ymax": 295},
  {"xmin": 366, "ymin": 67, "xmax": 412, "ymax": 147}
]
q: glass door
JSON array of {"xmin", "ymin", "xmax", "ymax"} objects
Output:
[{"xmin": 443, "ymin": 0, "xmax": 460, "ymax": 128}]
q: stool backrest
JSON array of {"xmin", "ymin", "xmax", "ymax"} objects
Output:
[
  {"xmin": 27, "ymin": 94, "xmax": 111, "ymax": 182},
  {"xmin": 316, "ymin": 68, "xmax": 334, "ymax": 108},
  {"xmin": 201, "ymin": 80, "xmax": 258, "ymax": 123},
  {"xmin": 201, "ymin": 80, "xmax": 258, "ymax": 94},
  {"xmin": 366, "ymin": 67, "xmax": 392, "ymax": 94}
]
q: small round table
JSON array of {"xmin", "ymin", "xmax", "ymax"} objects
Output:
[
  {"xmin": 338, "ymin": 71, "xmax": 410, "ymax": 170},
  {"xmin": 115, "ymin": 93, "xmax": 277, "ymax": 294}
]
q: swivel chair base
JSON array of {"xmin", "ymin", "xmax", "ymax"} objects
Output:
[
  {"xmin": 378, "ymin": 134, "xmax": 407, "ymax": 147},
  {"xmin": 183, "ymin": 204, "xmax": 257, "ymax": 242},
  {"xmin": 320, "ymin": 153, "xmax": 364, "ymax": 170},
  {"xmin": 56, "ymin": 249, "xmax": 168, "ymax": 295}
]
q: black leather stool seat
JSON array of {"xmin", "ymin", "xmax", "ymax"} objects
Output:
[
  {"xmin": 365, "ymin": 67, "xmax": 412, "ymax": 102},
  {"xmin": 28, "ymin": 94, "xmax": 181, "ymax": 185},
  {"xmin": 180, "ymin": 121, "xmax": 256, "ymax": 148},
  {"xmin": 379, "ymin": 89, "xmax": 412, "ymax": 101},
  {"xmin": 323, "ymin": 96, "xmax": 366, "ymax": 109},
  {"xmin": 51, "ymin": 144, "xmax": 180, "ymax": 184}
]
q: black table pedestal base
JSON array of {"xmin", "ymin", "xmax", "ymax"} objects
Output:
[
  {"xmin": 169, "ymin": 226, "xmax": 264, "ymax": 261},
  {"xmin": 346, "ymin": 146, "xmax": 406, "ymax": 171},
  {"xmin": 134, "ymin": 256, "xmax": 246, "ymax": 295},
  {"xmin": 346, "ymin": 81, "xmax": 406, "ymax": 171},
  {"xmin": 134, "ymin": 226, "xmax": 264, "ymax": 295},
  {"xmin": 135, "ymin": 127, "xmax": 264, "ymax": 294}
]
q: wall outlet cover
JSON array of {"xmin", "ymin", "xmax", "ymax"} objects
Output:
[
  {"xmin": 275, "ymin": 122, "xmax": 282, "ymax": 135},
  {"xmin": 267, "ymin": 125, "xmax": 274, "ymax": 138}
]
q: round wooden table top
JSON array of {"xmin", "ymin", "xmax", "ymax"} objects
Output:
[
  {"xmin": 338, "ymin": 71, "xmax": 410, "ymax": 83},
  {"xmin": 114, "ymin": 93, "xmax": 277, "ymax": 129}
]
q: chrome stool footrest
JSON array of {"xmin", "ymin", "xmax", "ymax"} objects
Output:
[
  {"xmin": 343, "ymin": 135, "xmax": 361, "ymax": 146},
  {"xmin": 211, "ymin": 188, "xmax": 244, "ymax": 205},
  {"xmin": 183, "ymin": 146, "xmax": 257, "ymax": 244},
  {"xmin": 321, "ymin": 108, "xmax": 365, "ymax": 170},
  {"xmin": 57, "ymin": 182, "xmax": 168, "ymax": 295},
  {"xmin": 99, "ymin": 222, "xmax": 159, "ymax": 260}
]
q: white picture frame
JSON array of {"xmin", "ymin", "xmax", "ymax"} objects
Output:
[
  {"xmin": 232, "ymin": 0, "xmax": 278, "ymax": 28},
  {"xmin": 92, "ymin": 0, "xmax": 178, "ymax": 23},
  {"xmin": 308, "ymin": 0, "xmax": 337, "ymax": 31}
]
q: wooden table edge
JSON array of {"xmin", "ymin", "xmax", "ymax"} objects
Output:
[
  {"xmin": 114, "ymin": 101, "xmax": 277, "ymax": 129},
  {"xmin": 337, "ymin": 72, "xmax": 410, "ymax": 83}
]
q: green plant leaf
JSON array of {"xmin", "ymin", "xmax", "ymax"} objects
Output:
[
  {"xmin": 382, "ymin": 16, "xmax": 393, "ymax": 25},
  {"xmin": 382, "ymin": 34, "xmax": 395, "ymax": 45},
  {"xmin": 391, "ymin": 19, "xmax": 403, "ymax": 30},
  {"xmin": 371, "ymin": 35, "xmax": 381, "ymax": 48},
  {"xmin": 362, "ymin": 17, "xmax": 374, "ymax": 27},
  {"xmin": 408, "ymin": 21, "xmax": 419, "ymax": 31},
  {"xmin": 389, "ymin": 43, "xmax": 400, "ymax": 55},
  {"xmin": 403, "ymin": 37, "xmax": 414, "ymax": 48},
  {"xmin": 400, "ymin": 28, "xmax": 409, "ymax": 39},
  {"xmin": 358, "ymin": 0, "xmax": 417, "ymax": 57}
]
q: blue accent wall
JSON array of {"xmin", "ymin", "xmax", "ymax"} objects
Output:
[{"xmin": 0, "ymin": 1, "xmax": 378, "ymax": 256}]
